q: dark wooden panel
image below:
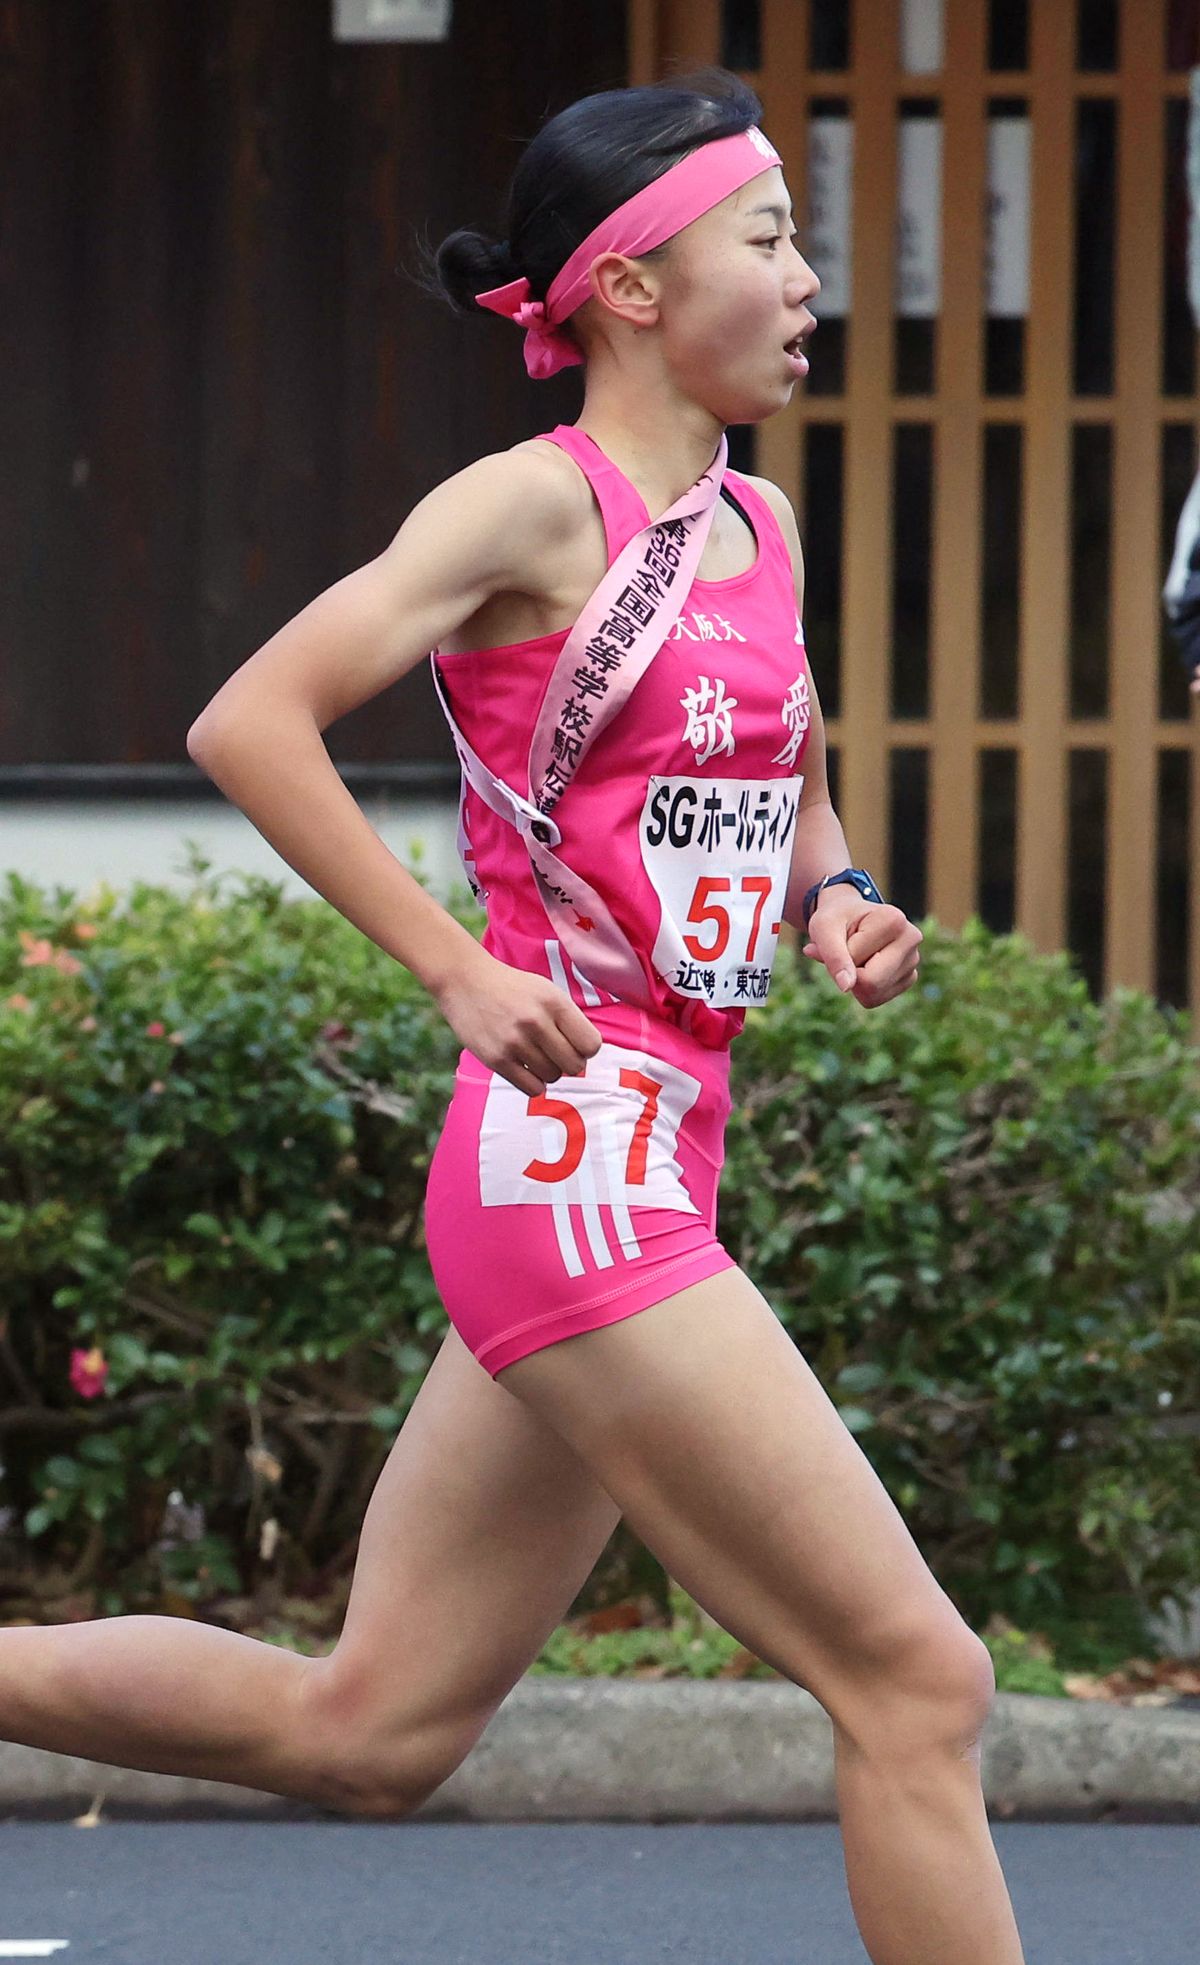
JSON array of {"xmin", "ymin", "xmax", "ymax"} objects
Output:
[
  {"xmin": 0, "ymin": 0, "xmax": 627, "ymax": 773},
  {"xmin": 83, "ymin": 1, "xmax": 210, "ymax": 762},
  {"xmin": 0, "ymin": 0, "xmax": 92, "ymax": 760}
]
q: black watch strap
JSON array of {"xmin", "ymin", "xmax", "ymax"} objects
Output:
[{"xmin": 801, "ymin": 867, "xmax": 884, "ymax": 932}]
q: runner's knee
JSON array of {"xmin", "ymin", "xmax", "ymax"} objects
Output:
[
  {"xmin": 297, "ymin": 1651, "xmax": 490, "ymax": 1821},
  {"xmin": 827, "ymin": 1615, "xmax": 997, "ymax": 1762}
]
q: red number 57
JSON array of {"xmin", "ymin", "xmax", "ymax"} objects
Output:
[
  {"xmin": 523, "ymin": 1065, "xmax": 664, "ymax": 1186},
  {"xmin": 685, "ymin": 875, "xmax": 777, "ymax": 962}
]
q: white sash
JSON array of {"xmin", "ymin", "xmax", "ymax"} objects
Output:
[{"xmin": 430, "ymin": 434, "xmax": 729, "ymax": 1006}]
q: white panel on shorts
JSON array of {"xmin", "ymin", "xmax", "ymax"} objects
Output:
[{"xmin": 477, "ymin": 1041, "xmax": 704, "ymax": 1218}]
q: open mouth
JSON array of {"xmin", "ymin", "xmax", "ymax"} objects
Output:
[{"xmin": 783, "ymin": 328, "xmax": 812, "ymax": 376}]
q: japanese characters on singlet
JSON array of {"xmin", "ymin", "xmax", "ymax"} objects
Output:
[{"xmin": 429, "ymin": 423, "xmax": 813, "ymax": 1053}]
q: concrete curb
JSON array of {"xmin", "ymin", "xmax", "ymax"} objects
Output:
[{"xmin": 2, "ymin": 1682, "xmax": 1198, "ymax": 1822}]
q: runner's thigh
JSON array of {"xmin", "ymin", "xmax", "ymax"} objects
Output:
[
  {"xmin": 497, "ymin": 1265, "xmax": 990, "ymax": 1745},
  {"xmin": 316, "ymin": 1321, "xmax": 621, "ymax": 1731}
]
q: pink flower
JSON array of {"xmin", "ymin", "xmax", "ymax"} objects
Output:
[
  {"xmin": 4, "ymin": 993, "xmax": 33, "ymax": 1013},
  {"xmin": 72, "ymin": 922, "xmax": 100, "ymax": 941},
  {"xmin": 146, "ymin": 1021, "xmax": 166, "ymax": 1038},
  {"xmin": 79, "ymin": 1014, "xmax": 98, "ymax": 1032},
  {"xmin": 17, "ymin": 931, "xmax": 83, "ymax": 975},
  {"xmin": 69, "ymin": 1346, "xmax": 108, "ymax": 1399}
]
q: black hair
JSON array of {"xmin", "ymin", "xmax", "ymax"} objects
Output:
[{"xmin": 412, "ymin": 66, "xmax": 764, "ymax": 348}]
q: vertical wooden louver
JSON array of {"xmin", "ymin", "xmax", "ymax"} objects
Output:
[{"xmin": 631, "ymin": 0, "xmax": 1200, "ymax": 1033}]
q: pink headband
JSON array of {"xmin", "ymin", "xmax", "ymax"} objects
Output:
[{"xmin": 475, "ymin": 126, "xmax": 783, "ymax": 379}]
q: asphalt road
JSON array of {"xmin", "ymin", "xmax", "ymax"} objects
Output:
[{"xmin": 0, "ymin": 1819, "xmax": 1197, "ymax": 1962}]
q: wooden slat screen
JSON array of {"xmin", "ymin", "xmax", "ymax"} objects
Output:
[{"xmin": 632, "ymin": 0, "xmax": 1200, "ymax": 1032}]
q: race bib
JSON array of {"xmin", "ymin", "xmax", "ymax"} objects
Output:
[
  {"xmin": 639, "ymin": 774, "xmax": 803, "ymax": 1007},
  {"xmin": 477, "ymin": 1042, "xmax": 704, "ymax": 1217}
]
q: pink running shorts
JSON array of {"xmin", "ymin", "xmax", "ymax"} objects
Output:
[{"xmin": 423, "ymin": 1004, "xmax": 740, "ymax": 1377}]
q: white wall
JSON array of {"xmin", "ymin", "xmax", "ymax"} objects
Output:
[{"xmin": 0, "ymin": 795, "xmax": 467, "ymax": 908}]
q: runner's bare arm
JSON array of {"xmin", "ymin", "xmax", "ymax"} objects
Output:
[
  {"xmin": 745, "ymin": 475, "xmax": 833, "ymax": 814},
  {"xmin": 745, "ymin": 475, "xmax": 854, "ymax": 930},
  {"xmin": 185, "ymin": 448, "xmax": 576, "ymax": 1000},
  {"xmin": 188, "ymin": 447, "xmax": 575, "ymax": 737}
]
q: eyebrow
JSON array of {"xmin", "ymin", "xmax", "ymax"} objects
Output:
[{"xmin": 746, "ymin": 202, "xmax": 795, "ymax": 224}]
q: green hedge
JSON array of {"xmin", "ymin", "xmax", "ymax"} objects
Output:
[
  {"xmin": 1, "ymin": 847, "xmax": 1196, "ymax": 1641},
  {"xmin": 721, "ymin": 910, "xmax": 1200, "ymax": 1637}
]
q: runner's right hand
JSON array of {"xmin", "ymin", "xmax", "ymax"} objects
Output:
[{"xmin": 434, "ymin": 952, "xmax": 604, "ymax": 1096}]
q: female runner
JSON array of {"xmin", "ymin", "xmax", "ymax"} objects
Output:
[{"xmin": 4, "ymin": 68, "xmax": 1026, "ymax": 1965}]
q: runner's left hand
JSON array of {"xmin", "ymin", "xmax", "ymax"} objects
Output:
[{"xmin": 801, "ymin": 891, "xmax": 923, "ymax": 1007}]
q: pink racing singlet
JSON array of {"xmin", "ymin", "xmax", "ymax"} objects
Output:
[
  {"xmin": 430, "ymin": 423, "xmax": 813, "ymax": 1063},
  {"xmin": 422, "ymin": 424, "xmax": 813, "ymax": 1377}
]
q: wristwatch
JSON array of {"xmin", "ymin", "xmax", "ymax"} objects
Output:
[{"xmin": 801, "ymin": 866, "xmax": 885, "ymax": 932}]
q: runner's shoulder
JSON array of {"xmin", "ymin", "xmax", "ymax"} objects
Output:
[
  {"xmin": 735, "ymin": 472, "xmax": 800, "ymax": 544},
  {"xmin": 432, "ymin": 438, "xmax": 588, "ymax": 585},
  {"xmin": 735, "ymin": 471, "xmax": 805, "ymax": 582},
  {"xmin": 450, "ymin": 438, "xmax": 587, "ymax": 542}
]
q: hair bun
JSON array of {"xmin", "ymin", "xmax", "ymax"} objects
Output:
[{"xmin": 429, "ymin": 229, "xmax": 522, "ymax": 316}]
